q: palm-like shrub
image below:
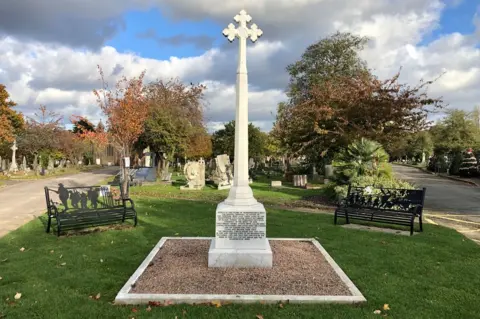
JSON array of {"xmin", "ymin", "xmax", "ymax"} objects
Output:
[{"xmin": 333, "ymin": 138, "xmax": 390, "ymax": 184}]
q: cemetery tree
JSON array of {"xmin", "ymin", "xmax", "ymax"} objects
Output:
[
  {"xmin": 138, "ymin": 79, "xmax": 207, "ymax": 174},
  {"xmin": 18, "ymin": 105, "xmax": 62, "ymax": 171},
  {"xmin": 72, "ymin": 116, "xmax": 95, "ymax": 135},
  {"xmin": 430, "ymin": 109, "xmax": 477, "ymax": 154},
  {"xmin": 286, "ymin": 31, "xmax": 369, "ymax": 105},
  {"xmin": 185, "ymin": 130, "xmax": 212, "ymax": 159},
  {"xmin": 94, "ymin": 66, "xmax": 149, "ymax": 196},
  {"xmin": 276, "ymin": 70, "xmax": 444, "ymax": 164},
  {"xmin": 71, "ymin": 116, "xmax": 108, "ymax": 165},
  {"xmin": 277, "ymin": 32, "xmax": 443, "ymax": 166},
  {"xmin": 211, "ymin": 121, "xmax": 266, "ymax": 159},
  {"xmin": 0, "ymin": 84, "xmax": 24, "ymax": 148}
]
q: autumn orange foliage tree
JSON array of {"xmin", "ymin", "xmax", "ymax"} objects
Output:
[
  {"xmin": 0, "ymin": 84, "xmax": 24, "ymax": 147},
  {"xmin": 70, "ymin": 115, "xmax": 109, "ymax": 164},
  {"xmin": 93, "ymin": 66, "xmax": 149, "ymax": 195},
  {"xmin": 275, "ymin": 71, "xmax": 444, "ymax": 161}
]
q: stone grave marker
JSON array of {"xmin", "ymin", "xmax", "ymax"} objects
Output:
[
  {"xmin": 293, "ymin": 175, "xmax": 307, "ymax": 187},
  {"xmin": 271, "ymin": 180, "xmax": 282, "ymax": 187}
]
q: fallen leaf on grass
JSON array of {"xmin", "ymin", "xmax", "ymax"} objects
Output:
[
  {"xmin": 146, "ymin": 306, "xmax": 152, "ymax": 312},
  {"xmin": 0, "ymin": 259, "xmax": 7, "ymax": 263},
  {"xmin": 19, "ymin": 247, "xmax": 25, "ymax": 252},
  {"xmin": 131, "ymin": 308, "xmax": 138, "ymax": 313},
  {"xmin": 60, "ymin": 262, "xmax": 66, "ymax": 266},
  {"xmin": 59, "ymin": 255, "xmax": 63, "ymax": 259},
  {"xmin": 50, "ymin": 250, "xmax": 54, "ymax": 254},
  {"xmin": 100, "ymin": 259, "xmax": 104, "ymax": 263},
  {"xmin": 279, "ymin": 303, "xmax": 284, "ymax": 308},
  {"xmin": 95, "ymin": 293, "xmax": 101, "ymax": 300},
  {"xmin": 211, "ymin": 300, "xmax": 222, "ymax": 308},
  {"xmin": 14, "ymin": 293, "xmax": 21, "ymax": 300},
  {"xmin": 383, "ymin": 304, "xmax": 390, "ymax": 311},
  {"xmin": 374, "ymin": 310, "xmax": 381, "ymax": 315},
  {"xmin": 0, "ymin": 277, "xmax": 2, "ymax": 280},
  {"xmin": 256, "ymin": 315, "xmax": 264, "ymax": 319}
]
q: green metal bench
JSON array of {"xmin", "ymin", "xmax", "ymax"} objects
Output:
[{"xmin": 44, "ymin": 184, "xmax": 137, "ymax": 236}]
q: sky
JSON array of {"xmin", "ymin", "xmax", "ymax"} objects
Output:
[{"xmin": 0, "ymin": 0, "xmax": 479, "ymax": 133}]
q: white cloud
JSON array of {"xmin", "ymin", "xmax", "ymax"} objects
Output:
[{"xmin": 0, "ymin": 0, "xmax": 480, "ymax": 132}]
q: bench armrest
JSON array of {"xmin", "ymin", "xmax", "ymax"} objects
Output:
[
  {"xmin": 47, "ymin": 203, "xmax": 60, "ymax": 217},
  {"xmin": 122, "ymin": 198, "xmax": 136, "ymax": 210}
]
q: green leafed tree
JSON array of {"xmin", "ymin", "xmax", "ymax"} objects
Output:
[{"xmin": 211, "ymin": 120, "xmax": 266, "ymax": 160}]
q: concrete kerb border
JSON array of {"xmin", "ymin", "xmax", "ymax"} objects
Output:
[{"xmin": 114, "ymin": 237, "xmax": 366, "ymax": 305}]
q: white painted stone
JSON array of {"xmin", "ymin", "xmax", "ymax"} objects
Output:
[
  {"xmin": 208, "ymin": 9, "xmax": 272, "ymax": 268},
  {"xmin": 271, "ymin": 181, "xmax": 282, "ymax": 187},
  {"xmin": 293, "ymin": 175, "xmax": 307, "ymax": 187},
  {"xmin": 96, "ymin": 158, "xmax": 101, "ymax": 165},
  {"xmin": 114, "ymin": 237, "xmax": 367, "ymax": 305},
  {"xmin": 9, "ymin": 139, "xmax": 18, "ymax": 173}
]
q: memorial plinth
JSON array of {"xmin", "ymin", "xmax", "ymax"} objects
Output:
[{"xmin": 208, "ymin": 10, "xmax": 272, "ymax": 268}]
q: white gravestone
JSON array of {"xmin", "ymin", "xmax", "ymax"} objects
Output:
[
  {"xmin": 293, "ymin": 175, "xmax": 307, "ymax": 187},
  {"xmin": 208, "ymin": 10, "xmax": 272, "ymax": 268},
  {"xmin": 180, "ymin": 159, "xmax": 205, "ymax": 190},
  {"xmin": 9, "ymin": 139, "xmax": 18, "ymax": 173},
  {"xmin": 271, "ymin": 180, "xmax": 282, "ymax": 187}
]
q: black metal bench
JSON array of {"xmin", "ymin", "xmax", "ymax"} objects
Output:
[
  {"xmin": 334, "ymin": 184, "xmax": 426, "ymax": 235},
  {"xmin": 44, "ymin": 184, "xmax": 137, "ymax": 236}
]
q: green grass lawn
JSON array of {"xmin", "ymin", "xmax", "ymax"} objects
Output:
[
  {"xmin": 131, "ymin": 175, "xmax": 322, "ymax": 207},
  {"xmin": 1, "ymin": 191, "xmax": 480, "ymax": 319}
]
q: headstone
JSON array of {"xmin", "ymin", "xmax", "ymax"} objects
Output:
[
  {"xmin": 180, "ymin": 158, "xmax": 205, "ymax": 190},
  {"xmin": 22, "ymin": 156, "xmax": 27, "ymax": 171},
  {"xmin": 47, "ymin": 157, "xmax": 54, "ymax": 170},
  {"xmin": 324, "ymin": 164, "xmax": 334, "ymax": 184},
  {"xmin": 249, "ymin": 158, "xmax": 255, "ymax": 169},
  {"xmin": 9, "ymin": 139, "xmax": 18, "ymax": 173},
  {"xmin": 143, "ymin": 147, "xmax": 152, "ymax": 167},
  {"xmin": 96, "ymin": 158, "xmax": 101, "ymax": 165},
  {"xmin": 293, "ymin": 175, "xmax": 307, "ymax": 187},
  {"xmin": 271, "ymin": 180, "xmax": 282, "ymax": 187},
  {"xmin": 209, "ymin": 154, "xmax": 234, "ymax": 190},
  {"xmin": 161, "ymin": 171, "xmax": 172, "ymax": 182},
  {"xmin": 208, "ymin": 10, "xmax": 272, "ymax": 268}
]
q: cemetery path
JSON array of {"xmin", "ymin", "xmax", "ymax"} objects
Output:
[
  {"xmin": 393, "ymin": 164, "xmax": 480, "ymax": 243},
  {"xmin": 0, "ymin": 167, "xmax": 118, "ymax": 238},
  {"xmin": 393, "ymin": 164, "xmax": 480, "ymax": 215}
]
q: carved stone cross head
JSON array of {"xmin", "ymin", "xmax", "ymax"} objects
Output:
[
  {"xmin": 11, "ymin": 139, "xmax": 17, "ymax": 152},
  {"xmin": 223, "ymin": 9, "xmax": 263, "ymax": 43}
]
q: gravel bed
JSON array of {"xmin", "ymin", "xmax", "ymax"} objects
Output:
[{"xmin": 131, "ymin": 239, "xmax": 351, "ymax": 296}]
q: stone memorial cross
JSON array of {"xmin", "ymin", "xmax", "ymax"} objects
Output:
[
  {"xmin": 9, "ymin": 139, "xmax": 18, "ymax": 172},
  {"xmin": 208, "ymin": 10, "xmax": 272, "ymax": 268}
]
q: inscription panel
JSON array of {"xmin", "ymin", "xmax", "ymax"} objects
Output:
[{"xmin": 216, "ymin": 211, "xmax": 265, "ymax": 241}]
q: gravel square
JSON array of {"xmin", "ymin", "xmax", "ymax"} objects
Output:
[{"xmin": 115, "ymin": 237, "xmax": 366, "ymax": 305}]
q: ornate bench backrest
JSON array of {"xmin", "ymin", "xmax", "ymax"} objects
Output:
[
  {"xmin": 44, "ymin": 184, "xmax": 123, "ymax": 213},
  {"xmin": 347, "ymin": 185, "xmax": 425, "ymax": 213}
]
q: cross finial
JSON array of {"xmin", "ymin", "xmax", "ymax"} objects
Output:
[{"xmin": 223, "ymin": 10, "xmax": 263, "ymax": 43}]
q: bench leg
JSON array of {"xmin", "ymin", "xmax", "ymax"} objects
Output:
[
  {"xmin": 419, "ymin": 215, "xmax": 423, "ymax": 232},
  {"xmin": 334, "ymin": 210, "xmax": 338, "ymax": 225},
  {"xmin": 346, "ymin": 212, "xmax": 350, "ymax": 224},
  {"xmin": 410, "ymin": 218, "xmax": 414, "ymax": 236},
  {"xmin": 46, "ymin": 215, "xmax": 52, "ymax": 233}
]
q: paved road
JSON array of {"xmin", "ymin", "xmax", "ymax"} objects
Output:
[
  {"xmin": 0, "ymin": 168, "xmax": 118, "ymax": 238},
  {"xmin": 393, "ymin": 164, "xmax": 480, "ymax": 215}
]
